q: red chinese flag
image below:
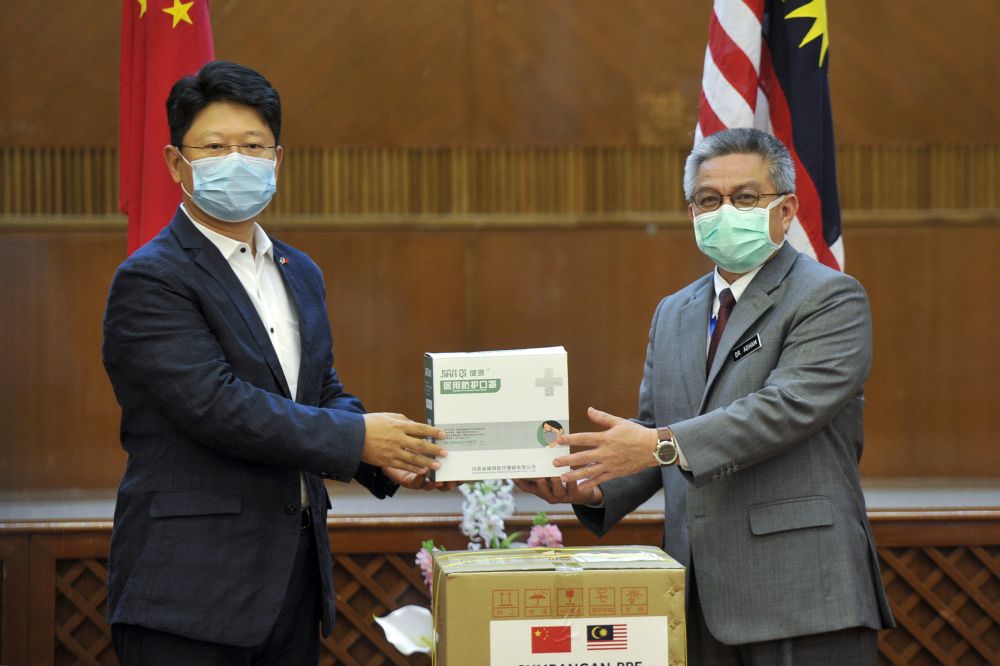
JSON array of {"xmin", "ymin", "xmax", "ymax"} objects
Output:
[
  {"xmin": 531, "ymin": 625, "xmax": 572, "ymax": 654},
  {"xmin": 120, "ymin": 0, "xmax": 214, "ymax": 254}
]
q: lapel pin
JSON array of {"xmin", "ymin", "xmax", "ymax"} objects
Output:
[{"xmin": 278, "ymin": 256, "xmax": 288, "ymax": 265}]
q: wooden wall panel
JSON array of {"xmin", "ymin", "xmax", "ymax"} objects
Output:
[
  {"xmin": 217, "ymin": 0, "xmax": 472, "ymax": 146},
  {"xmin": 831, "ymin": 0, "xmax": 1000, "ymax": 144},
  {"xmin": 848, "ymin": 219, "xmax": 1000, "ymax": 477},
  {"xmin": 465, "ymin": 0, "xmax": 710, "ymax": 145},
  {"xmin": 0, "ymin": 3, "xmax": 119, "ymax": 147},
  {"xmin": 1, "ymin": 217, "xmax": 997, "ymax": 490},
  {"xmin": 2, "ymin": 2, "xmax": 998, "ymax": 146},
  {"xmin": 0, "ymin": 233, "xmax": 126, "ymax": 490},
  {"xmin": 275, "ymin": 228, "xmax": 469, "ymax": 417}
]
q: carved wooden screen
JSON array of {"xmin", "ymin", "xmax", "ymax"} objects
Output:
[
  {"xmin": 1, "ymin": 511, "xmax": 997, "ymax": 665},
  {"xmin": 877, "ymin": 545, "xmax": 999, "ymax": 665},
  {"xmin": 323, "ymin": 552, "xmax": 432, "ymax": 666},
  {"xmin": 53, "ymin": 556, "xmax": 113, "ymax": 665}
]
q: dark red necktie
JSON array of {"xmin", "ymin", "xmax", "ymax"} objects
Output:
[{"xmin": 706, "ymin": 288, "xmax": 735, "ymax": 373}]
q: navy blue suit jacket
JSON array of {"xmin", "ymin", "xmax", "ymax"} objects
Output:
[{"xmin": 102, "ymin": 208, "xmax": 395, "ymax": 646}]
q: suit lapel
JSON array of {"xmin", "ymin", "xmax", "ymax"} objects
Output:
[
  {"xmin": 272, "ymin": 247, "xmax": 312, "ymax": 403},
  {"xmin": 170, "ymin": 210, "xmax": 292, "ymax": 398},
  {"xmin": 704, "ymin": 280, "xmax": 774, "ymax": 390},
  {"xmin": 702, "ymin": 243, "xmax": 800, "ymax": 405},
  {"xmin": 676, "ymin": 278, "xmax": 713, "ymax": 413}
]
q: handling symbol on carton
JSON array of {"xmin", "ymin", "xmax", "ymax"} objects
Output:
[
  {"xmin": 557, "ymin": 588, "xmax": 583, "ymax": 616},
  {"xmin": 492, "ymin": 589, "xmax": 520, "ymax": 618},
  {"xmin": 525, "ymin": 589, "xmax": 552, "ymax": 616}
]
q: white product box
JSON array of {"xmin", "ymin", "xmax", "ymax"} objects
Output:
[{"xmin": 425, "ymin": 347, "xmax": 570, "ymax": 482}]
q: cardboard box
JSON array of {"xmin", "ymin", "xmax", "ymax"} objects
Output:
[
  {"xmin": 432, "ymin": 546, "xmax": 686, "ymax": 665},
  {"xmin": 425, "ymin": 347, "xmax": 570, "ymax": 482}
]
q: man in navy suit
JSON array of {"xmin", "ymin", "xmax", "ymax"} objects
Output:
[{"xmin": 102, "ymin": 61, "xmax": 448, "ymax": 665}]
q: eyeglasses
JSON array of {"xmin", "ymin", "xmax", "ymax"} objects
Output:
[
  {"xmin": 691, "ymin": 189, "xmax": 785, "ymax": 212},
  {"xmin": 179, "ymin": 143, "xmax": 277, "ymax": 158}
]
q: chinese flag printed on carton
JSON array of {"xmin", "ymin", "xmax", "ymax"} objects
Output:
[{"xmin": 531, "ymin": 625, "xmax": 571, "ymax": 653}]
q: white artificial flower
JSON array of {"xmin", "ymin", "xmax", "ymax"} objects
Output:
[{"xmin": 374, "ymin": 605, "xmax": 433, "ymax": 655}]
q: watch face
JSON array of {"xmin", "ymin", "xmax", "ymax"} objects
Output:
[{"xmin": 656, "ymin": 440, "xmax": 677, "ymax": 465}]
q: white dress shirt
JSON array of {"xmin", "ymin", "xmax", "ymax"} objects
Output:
[
  {"xmin": 185, "ymin": 206, "xmax": 308, "ymax": 505},
  {"xmin": 708, "ymin": 262, "xmax": 766, "ymax": 348}
]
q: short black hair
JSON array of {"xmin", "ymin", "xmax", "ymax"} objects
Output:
[
  {"xmin": 543, "ymin": 420, "xmax": 563, "ymax": 430},
  {"xmin": 166, "ymin": 60, "xmax": 281, "ymax": 148}
]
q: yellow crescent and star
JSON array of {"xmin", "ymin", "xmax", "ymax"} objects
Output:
[
  {"xmin": 589, "ymin": 625, "xmax": 609, "ymax": 640},
  {"xmin": 783, "ymin": 0, "xmax": 830, "ymax": 67},
  {"xmin": 136, "ymin": 0, "xmax": 197, "ymax": 28}
]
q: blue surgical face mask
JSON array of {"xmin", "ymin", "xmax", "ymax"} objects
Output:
[
  {"xmin": 179, "ymin": 151, "xmax": 277, "ymax": 223},
  {"xmin": 693, "ymin": 195, "xmax": 785, "ymax": 273}
]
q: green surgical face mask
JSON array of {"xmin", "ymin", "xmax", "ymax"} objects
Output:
[{"xmin": 693, "ymin": 195, "xmax": 785, "ymax": 273}]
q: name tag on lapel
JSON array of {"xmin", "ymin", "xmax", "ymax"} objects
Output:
[{"xmin": 732, "ymin": 334, "xmax": 762, "ymax": 363}]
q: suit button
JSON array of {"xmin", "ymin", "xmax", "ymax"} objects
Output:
[{"xmin": 284, "ymin": 503, "xmax": 298, "ymax": 515}]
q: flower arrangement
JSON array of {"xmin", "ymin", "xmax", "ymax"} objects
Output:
[{"xmin": 414, "ymin": 480, "xmax": 563, "ymax": 593}]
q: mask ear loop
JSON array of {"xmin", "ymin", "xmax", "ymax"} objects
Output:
[
  {"xmin": 172, "ymin": 147, "xmax": 197, "ymax": 200},
  {"xmin": 766, "ymin": 194, "xmax": 789, "ymax": 230}
]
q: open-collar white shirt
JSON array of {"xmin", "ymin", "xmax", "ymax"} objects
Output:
[{"xmin": 185, "ymin": 205, "xmax": 308, "ymax": 505}]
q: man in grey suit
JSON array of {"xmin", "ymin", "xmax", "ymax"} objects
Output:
[{"xmin": 516, "ymin": 127, "xmax": 893, "ymax": 664}]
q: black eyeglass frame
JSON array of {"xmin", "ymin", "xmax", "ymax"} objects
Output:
[{"xmin": 690, "ymin": 190, "xmax": 787, "ymax": 213}]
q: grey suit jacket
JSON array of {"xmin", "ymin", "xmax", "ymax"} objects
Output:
[{"xmin": 576, "ymin": 243, "xmax": 894, "ymax": 644}]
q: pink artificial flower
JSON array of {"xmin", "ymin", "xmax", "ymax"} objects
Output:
[
  {"xmin": 527, "ymin": 523, "xmax": 563, "ymax": 548},
  {"xmin": 415, "ymin": 547, "xmax": 435, "ymax": 592}
]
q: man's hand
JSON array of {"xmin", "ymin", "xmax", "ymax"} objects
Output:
[
  {"xmin": 514, "ymin": 477, "xmax": 603, "ymax": 506},
  {"xmin": 382, "ymin": 467, "xmax": 461, "ymax": 491},
  {"xmin": 362, "ymin": 412, "xmax": 447, "ymax": 474},
  {"xmin": 551, "ymin": 407, "xmax": 658, "ymax": 491}
]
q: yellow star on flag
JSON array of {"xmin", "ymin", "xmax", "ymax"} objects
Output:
[
  {"xmin": 163, "ymin": 0, "xmax": 196, "ymax": 29},
  {"xmin": 137, "ymin": 0, "xmax": 147, "ymax": 17},
  {"xmin": 785, "ymin": 0, "xmax": 830, "ymax": 67}
]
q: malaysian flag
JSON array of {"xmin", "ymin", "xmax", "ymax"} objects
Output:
[
  {"xmin": 695, "ymin": 0, "xmax": 843, "ymax": 270},
  {"xmin": 587, "ymin": 624, "xmax": 628, "ymax": 650}
]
